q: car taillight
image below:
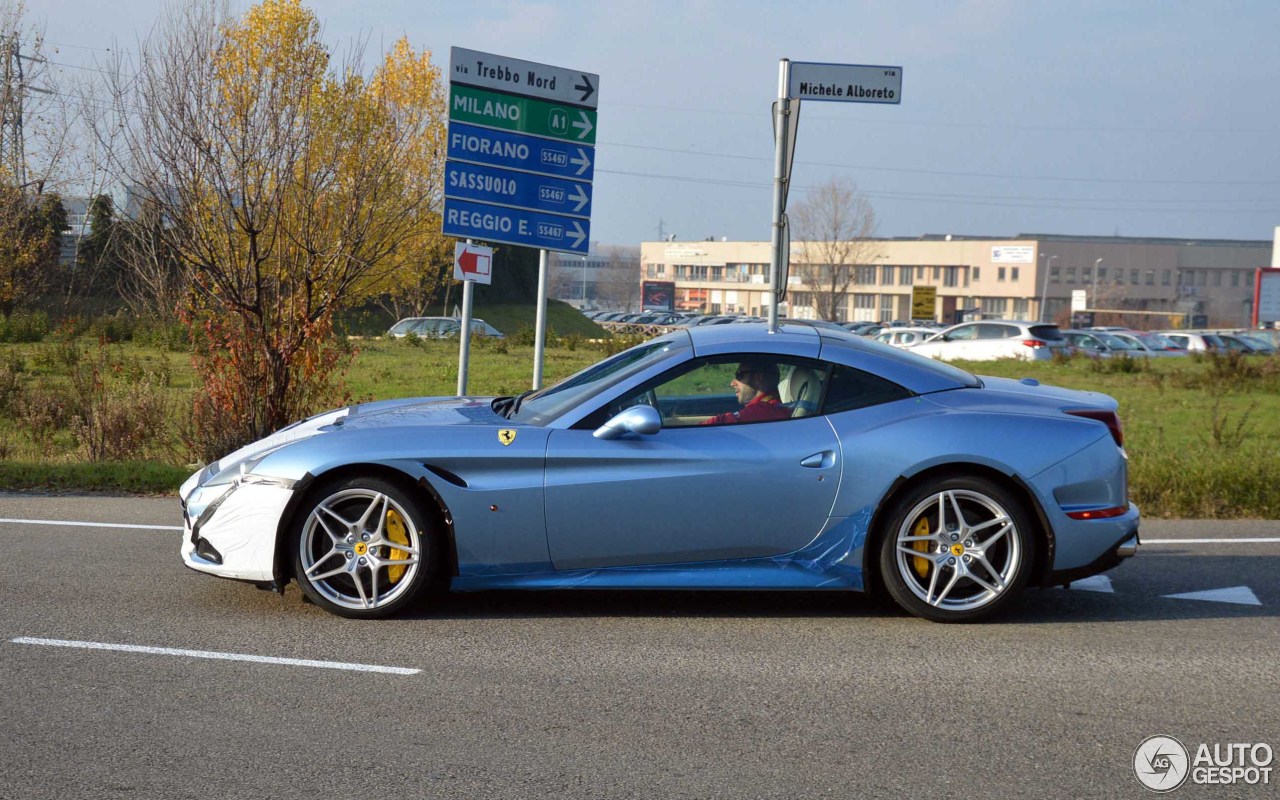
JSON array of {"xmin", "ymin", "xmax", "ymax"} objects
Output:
[
  {"xmin": 1020, "ymin": 338, "xmax": 1048, "ymax": 349},
  {"xmin": 1066, "ymin": 409, "xmax": 1124, "ymax": 447},
  {"xmin": 1065, "ymin": 505, "xmax": 1130, "ymax": 520}
]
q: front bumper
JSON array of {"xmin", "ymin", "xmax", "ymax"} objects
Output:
[{"xmin": 181, "ymin": 480, "xmax": 296, "ymax": 582}]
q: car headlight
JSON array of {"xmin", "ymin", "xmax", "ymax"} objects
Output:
[{"xmin": 202, "ymin": 444, "xmax": 291, "ymax": 488}]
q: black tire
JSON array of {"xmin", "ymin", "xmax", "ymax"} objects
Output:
[
  {"xmin": 877, "ymin": 476, "xmax": 1036, "ymax": 623},
  {"xmin": 290, "ymin": 476, "xmax": 440, "ymax": 619}
]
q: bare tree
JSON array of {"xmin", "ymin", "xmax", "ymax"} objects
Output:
[
  {"xmin": 791, "ymin": 178, "xmax": 879, "ymax": 321},
  {"xmin": 593, "ymin": 246, "xmax": 640, "ymax": 312},
  {"xmin": 84, "ymin": 0, "xmax": 448, "ymax": 454}
]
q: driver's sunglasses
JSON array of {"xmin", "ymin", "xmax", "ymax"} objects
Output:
[{"xmin": 734, "ymin": 369, "xmax": 759, "ymax": 381}]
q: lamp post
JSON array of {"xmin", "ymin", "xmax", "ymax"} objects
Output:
[
  {"xmin": 1039, "ymin": 254, "xmax": 1058, "ymax": 322},
  {"xmin": 1093, "ymin": 258, "xmax": 1102, "ymax": 308}
]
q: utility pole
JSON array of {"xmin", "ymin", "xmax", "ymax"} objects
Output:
[{"xmin": 0, "ymin": 32, "xmax": 28, "ymax": 187}]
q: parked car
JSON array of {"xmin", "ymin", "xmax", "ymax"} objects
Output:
[
  {"xmin": 840, "ymin": 321, "xmax": 882, "ymax": 336},
  {"xmin": 908, "ymin": 320, "xmax": 1069, "ymax": 362},
  {"xmin": 387, "ymin": 317, "xmax": 505, "ymax": 339},
  {"xmin": 1158, "ymin": 331, "xmax": 1224, "ymax": 353},
  {"xmin": 875, "ymin": 326, "xmax": 938, "ymax": 348},
  {"xmin": 1232, "ymin": 333, "xmax": 1278, "ymax": 355},
  {"xmin": 1104, "ymin": 331, "xmax": 1184, "ymax": 357},
  {"xmin": 180, "ymin": 322, "xmax": 1139, "ymax": 623},
  {"xmin": 1216, "ymin": 333, "xmax": 1273, "ymax": 354}
]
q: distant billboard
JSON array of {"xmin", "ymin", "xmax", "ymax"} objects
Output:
[
  {"xmin": 641, "ymin": 280, "xmax": 676, "ymax": 312},
  {"xmin": 1255, "ymin": 268, "xmax": 1280, "ymax": 327}
]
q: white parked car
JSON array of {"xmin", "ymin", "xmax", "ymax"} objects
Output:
[
  {"xmin": 1157, "ymin": 331, "xmax": 1225, "ymax": 352},
  {"xmin": 388, "ymin": 317, "xmax": 505, "ymax": 339},
  {"xmin": 908, "ymin": 320, "xmax": 1069, "ymax": 362},
  {"xmin": 874, "ymin": 326, "xmax": 939, "ymax": 348}
]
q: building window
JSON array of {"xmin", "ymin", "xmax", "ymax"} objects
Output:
[
  {"xmin": 1231, "ymin": 271, "xmax": 1240, "ymax": 288},
  {"xmin": 932, "ymin": 266, "xmax": 941, "ymax": 281},
  {"xmin": 856, "ymin": 266, "xmax": 877, "ymax": 284},
  {"xmin": 973, "ymin": 267, "xmax": 981, "ymax": 281},
  {"xmin": 854, "ymin": 294, "xmax": 876, "ymax": 309},
  {"xmin": 982, "ymin": 297, "xmax": 1008, "ymax": 316},
  {"xmin": 1130, "ymin": 269, "xmax": 1139, "ymax": 285},
  {"xmin": 1011, "ymin": 267, "xmax": 1019, "ymax": 281},
  {"xmin": 880, "ymin": 294, "xmax": 894, "ymax": 321},
  {"xmin": 1161, "ymin": 269, "xmax": 1170, "ymax": 286},
  {"xmin": 1212, "ymin": 270, "xmax": 1222, "ymax": 287},
  {"xmin": 1050, "ymin": 266, "xmax": 1061, "ymax": 283},
  {"xmin": 900, "ymin": 269, "xmax": 913, "ymax": 286},
  {"xmin": 917, "ymin": 266, "xmax": 926, "ymax": 281},
  {"xmin": 1097, "ymin": 267, "xmax": 1107, "ymax": 283},
  {"xmin": 944, "ymin": 267, "xmax": 959, "ymax": 287},
  {"xmin": 882, "ymin": 265, "xmax": 895, "ymax": 284},
  {"xmin": 1066, "ymin": 267, "xmax": 1076, "ymax": 283},
  {"xmin": 997, "ymin": 267, "xmax": 1006, "ymax": 282},
  {"xmin": 1145, "ymin": 270, "xmax": 1155, "ymax": 286},
  {"xmin": 1013, "ymin": 298, "xmax": 1029, "ymax": 317}
]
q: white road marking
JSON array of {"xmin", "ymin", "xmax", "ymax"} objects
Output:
[
  {"xmin": 9, "ymin": 637, "xmax": 419, "ymax": 675},
  {"xmin": 0, "ymin": 518, "xmax": 183, "ymax": 531},
  {"xmin": 1162, "ymin": 586, "xmax": 1262, "ymax": 606},
  {"xmin": 1143, "ymin": 538, "xmax": 1280, "ymax": 544}
]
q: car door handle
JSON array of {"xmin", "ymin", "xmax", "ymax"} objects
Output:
[{"xmin": 801, "ymin": 451, "xmax": 835, "ymax": 469}]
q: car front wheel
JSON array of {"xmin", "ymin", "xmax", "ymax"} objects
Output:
[
  {"xmin": 291, "ymin": 477, "xmax": 439, "ymax": 619},
  {"xmin": 878, "ymin": 477, "xmax": 1036, "ymax": 622}
]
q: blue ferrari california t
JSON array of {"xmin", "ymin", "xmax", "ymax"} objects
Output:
[{"xmin": 180, "ymin": 322, "xmax": 1138, "ymax": 622}]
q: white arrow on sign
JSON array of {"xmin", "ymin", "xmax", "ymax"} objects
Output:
[
  {"xmin": 568, "ymin": 220, "xmax": 587, "ymax": 249},
  {"xmin": 1163, "ymin": 586, "xmax": 1262, "ymax": 606},
  {"xmin": 570, "ymin": 148, "xmax": 592, "ymax": 176},
  {"xmin": 572, "ymin": 111, "xmax": 593, "ymax": 140},
  {"xmin": 569, "ymin": 183, "xmax": 589, "ymax": 213}
]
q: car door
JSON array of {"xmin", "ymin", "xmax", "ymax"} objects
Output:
[{"xmin": 542, "ymin": 357, "xmax": 841, "ymax": 570}]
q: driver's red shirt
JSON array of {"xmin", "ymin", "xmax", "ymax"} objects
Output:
[{"xmin": 702, "ymin": 393, "xmax": 790, "ymax": 425}]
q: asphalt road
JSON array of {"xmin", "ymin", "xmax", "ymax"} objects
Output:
[{"xmin": 1, "ymin": 494, "xmax": 1276, "ymax": 799}]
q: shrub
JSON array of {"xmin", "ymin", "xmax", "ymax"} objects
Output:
[
  {"xmin": 1085, "ymin": 353, "xmax": 1146, "ymax": 374},
  {"xmin": 0, "ymin": 310, "xmax": 50, "ymax": 343},
  {"xmin": 0, "ymin": 361, "xmax": 20, "ymax": 416}
]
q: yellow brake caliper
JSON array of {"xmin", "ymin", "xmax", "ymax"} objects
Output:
[
  {"xmin": 385, "ymin": 509, "xmax": 411, "ymax": 584},
  {"xmin": 911, "ymin": 517, "xmax": 932, "ymax": 578}
]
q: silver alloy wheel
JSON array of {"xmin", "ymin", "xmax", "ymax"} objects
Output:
[
  {"xmin": 893, "ymin": 488, "xmax": 1022, "ymax": 612},
  {"xmin": 298, "ymin": 488, "xmax": 422, "ymax": 611}
]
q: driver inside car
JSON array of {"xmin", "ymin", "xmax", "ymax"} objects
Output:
[{"xmin": 702, "ymin": 360, "xmax": 792, "ymax": 425}]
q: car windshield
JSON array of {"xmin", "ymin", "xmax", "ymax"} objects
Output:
[
  {"xmin": 388, "ymin": 318, "xmax": 424, "ymax": 335},
  {"xmin": 497, "ymin": 335, "xmax": 690, "ymax": 425},
  {"xmin": 1096, "ymin": 333, "xmax": 1135, "ymax": 349}
]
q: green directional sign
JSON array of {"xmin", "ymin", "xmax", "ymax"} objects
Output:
[{"xmin": 449, "ymin": 84, "xmax": 597, "ymax": 145}]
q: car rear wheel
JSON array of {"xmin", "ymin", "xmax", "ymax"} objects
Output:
[
  {"xmin": 878, "ymin": 477, "xmax": 1036, "ymax": 622},
  {"xmin": 291, "ymin": 477, "xmax": 438, "ymax": 619}
]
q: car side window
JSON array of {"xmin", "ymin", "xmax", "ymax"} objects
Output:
[
  {"xmin": 578, "ymin": 355, "xmax": 829, "ymax": 430},
  {"xmin": 822, "ymin": 365, "xmax": 913, "ymax": 415},
  {"xmin": 947, "ymin": 325, "xmax": 979, "ymax": 341}
]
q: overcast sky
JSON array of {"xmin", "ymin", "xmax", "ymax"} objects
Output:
[{"xmin": 30, "ymin": 0, "xmax": 1280, "ymax": 247}]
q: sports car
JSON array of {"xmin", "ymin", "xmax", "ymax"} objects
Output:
[{"xmin": 179, "ymin": 322, "xmax": 1139, "ymax": 622}]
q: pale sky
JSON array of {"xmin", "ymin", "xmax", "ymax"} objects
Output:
[{"xmin": 30, "ymin": 0, "xmax": 1280, "ymax": 248}]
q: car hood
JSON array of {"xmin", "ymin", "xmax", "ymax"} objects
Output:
[
  {"xmin": 333, "ymin": 396, "xmax": 505, "ymax": 430},
  {"xmin": 181, "ymin": 396, "xmax": 504, "ymax": 500}
]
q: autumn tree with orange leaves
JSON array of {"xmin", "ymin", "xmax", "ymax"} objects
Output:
[{"xmin": 91, "ymin": 0, "xmax": 449, "ymax": 458}]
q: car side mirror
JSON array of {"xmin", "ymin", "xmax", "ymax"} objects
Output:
[{"xmin": 593, "ymin": 405, "xmax": 662, "ymax": 440}]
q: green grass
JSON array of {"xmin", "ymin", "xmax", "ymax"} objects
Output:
[{"xmin": 2, "ymin": 335, "xmax": 1279, "ymax": 517}]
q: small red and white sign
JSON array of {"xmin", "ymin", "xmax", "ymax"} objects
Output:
[{"xmin": 454, "ymin": 242, "xmax": 494, "ymax": 285}]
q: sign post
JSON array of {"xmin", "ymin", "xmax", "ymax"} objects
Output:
[
  {"xmin": 453, "ymin": 242, "xmax": 493, "ymax": 395},
  {"xmin": 767, "ymin": 59, "xmax": 902, "ymax": 332},
  {"xmin": 444, "ymin": 48, "xmax": 599, "ymax": 389}
]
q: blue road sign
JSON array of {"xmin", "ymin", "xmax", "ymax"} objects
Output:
[
  {"xmin": 445, "ymin": 161, "xmax": 592, "ymax": 219},
  {"xmin": 447, "ymin": 121, "xmax": 594, "ymax": 182},
  {"xmin": 443, "ymin": 197, "xmax": 591, "ymax": 254}
]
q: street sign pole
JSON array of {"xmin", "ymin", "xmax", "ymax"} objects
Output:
[
  {"xmin": 768, "ymin": 59, "xmax": 792, "ymax": 334},
  {"xmin": 533, "ymin": 249, "xmax": 549, "ymax": 389},
  {"xmin": 457, "ymin": 274, "xmax": 474, "ymax": 396}
]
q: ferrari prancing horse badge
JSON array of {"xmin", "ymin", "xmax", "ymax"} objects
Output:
[{"xmin": 498, "ymin": 429, "xmax": 517, "ymax": 446}]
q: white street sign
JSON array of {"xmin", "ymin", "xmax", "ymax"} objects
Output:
[
  {"xmin": 454, "ymin": 242, "xmax": 494, "ymax": 285},
  {"xmin": 450, "ymin": 47, "xmax": 599, "ymax": 108},
  {"xmin": 788, "ymin": 61, "xmax": 902, "ymax": 104}
]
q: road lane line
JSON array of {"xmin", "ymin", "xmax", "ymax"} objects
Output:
[
  {"xmin": 1142, "ymin": 538, "xmax": 1280, "ymax": 544},
  {"xmin": 9, "ymin": 637, "xmax": 419, "ymax": 676},
  {"xmin": 0, "ymin": 518, "xmax": 183, "ymax": 531}
]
